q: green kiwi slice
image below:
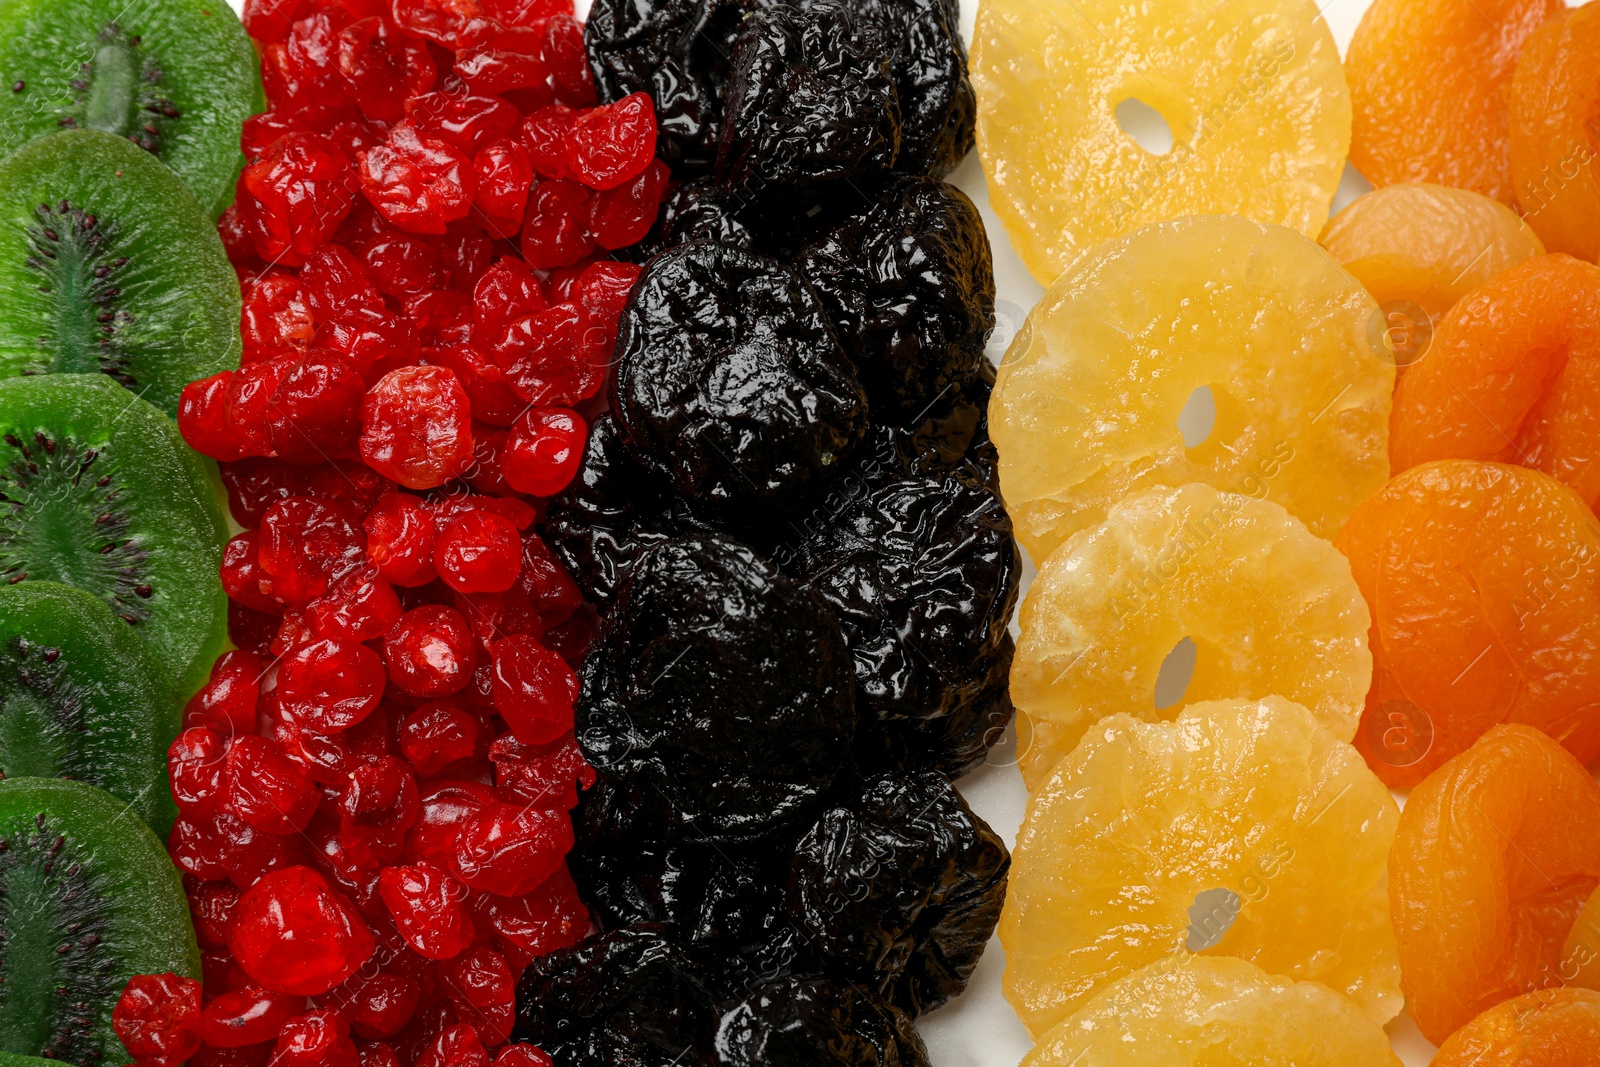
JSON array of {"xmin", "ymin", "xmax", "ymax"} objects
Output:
[
  {"xmin": 0, "ymin": 581, "xmax": 180, "ymax": 834},
  {"xmin": 0, "ymin": 777, "xmax": 199, "ymax": 1065},
  {"xmin": 0, "ymin": 373, "xmax": 227, "ymax": 698},
  {"xmin": 0, "ymin": 0, "xmax": 257, "ymax": 217},
  {"xmin": 0, "ymin": 129, "xmax": 241, "ymax": 416}
]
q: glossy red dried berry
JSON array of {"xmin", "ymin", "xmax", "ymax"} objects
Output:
[
  {"xmin": 501, "ymin": 407, "xmax": 584, "ymax": 496},
  {"xmin": 434, "ymin": 510, "xmax": 523, "ymax": 594},
  {"xmin": 516, "ymin": 534, "xmax": 582, "ymax": 625},
  {"xmin": 453, "ymin": 20, "xmax": 546, "ymax": 97},
  {"xmin": 403, "ymin": 291, "xmax": 473, "ymax": 348},
  {"xmin": 337, "ymin": 16, "xmax": 436, "ymax": 122},
  {"xmin": 490, "ymin": 1046, "xmax": 552, "ymax": 1067},
  {"xmin": 224, "ymin": 459, "xmax": 316, "ymax": 529},
  {"xmin": 359, "ymin": 1044, "xmax": 401, "ymax": 1067},
  {"xmin": 329, "ymin": 970, "xmax": 420, "ymax": 1040},
  {"xmin": 472, "ymin": 867, "xmax": 587, "ymax": 969},
  {"xmin": 473, "ymin": 137, "xmax": 533, "ymax": 236},
  {"xmin": 567, "ymin": 92, "xmax": 656, "ymax": 190},
  {"xmin": 377, "ymin": 863, "xmax": 475, "ymax": 960},
  {"xmin": 384, "ymin": 605, "xmax": 477, "ymax": 696},
  {"xmin": 588, "ymin": 157, "xmax": 670, "ymax": 251},
  {"xmin": 358, "ymin": 123, "xmax": 475, "ymax": 235},
  {"xmin": 262, "ymin": 15, "xmax": 356, "ymax": 125},
  {"xmin": 438, "ymin": 944, "xmax": 514, "ymax": 1043},
  {"xmin": 489, "ymin": 733, "xmax": 591, "ymax": 811},
  {"xmin": 301, "ymin": 244, "xmax": 386, "ymax": 324},
  {"xmin": 339, "ymin": 755, "xmax": 421, "ymax": 836},
  {"xmin": 221, "ymin": 533, "xmax": 280, "ymax": 616},
  {"xmin": 496, "ymin": 304, "xmax": 602, "ymax": 407},
  {"xmin": 200, "ymin": 985, "xmax": 302, "ymax": 1048},
  {"xmin": 227, "ymin": 358, "xmax": 298, "ymax": 458},
  {"xmin": 170, "ymin": 727, "xmax": 228, "ymax": 816},
  {"xmin": 305, "ymin": 565, "xmax": 403, "ymax": 644},
  {"xmin": 258, "ymin": 497, "xmax": 367, "ymax": 605},
  {"xmin": 518, "ymin": 177, "xmax": 592, "ymax": 270},
  {"xmin": 437, "ymin": 220, "xmax": 495, "ymax": 289},
  {"xmin": 232, "ymin": 867, "xmax": 375, "ymax": 996},
  {"xmin": 242, "ymin": 272, "xmax": 316, "ymax": 364},
  {"xmin": 391, "ymin": 0, "xmax": 483, "ymax": 47},
  {"xmin": 536, "ymin": 16, "xmax": 595, "ymax": 107},
  {"xmin": 266, "ymin": 354, "xmax": 367, "ymax": 466},
  {"xmin": 244, "ymin": 0, "xmax": 310, "ymax": 44},
  {"xmin": 224, "ymin": 733, "xmax": 321, "ymax": 834},
  {"xmin": 430, "ymin": 345, "xmax": 523, "ymax": 427},
  {"xmin": 267, "ymin": 1010, "xmax": 360, "ymax": 1067},
  {"xmin": 355, "ymin": 230, "xmax": 446, "ymax": 299},
  {"xmin": 364, "ymin": 492, "xmax": 438, "ymax": 586},
  {"xmin": 488, "ymin": 632, "xmax": 577, "ymax": 746},
  {"xmin": 277, "ymin": 638, "xmax": 386, "ymax": 732},
  {"xmin": 400, "ymin": 703, "xmax": 485, "ymax": 781},
  {"xmin": 114, "ymin": 973, "xmax": 203, "ymax": 1063},
  {"xmin": 416, "ymin": 1024, "xmax": 489, "ymax": 1067},
  {"xmin": 405, "ymin": 780, "xmax": 495, "ymax": 870},
  {"xmin": 181, "ymin": 372, "xmax": 248, "ymax": 462},
  {"xmin": 238, "ymin": 133, "xmax": 358, "ymax": 264},
  {"xmin": 464, "ymin": 425, "xmax": 513, "ymax": 495},
  {"xmin": 406, "ymin": 91, "xmax": 519, "ymax": 155},
  {"xmin": 520, "ymin": 105, "xmax": 574, "ymax": 179},
  {"xmin": 189, "ymin": 880, "xmax": 242, "ymax": 951},
  {"xmin": 472, "ymin": 258, "xmax": 545, "ymax": 341},
  {"xmin": 452, "ymin": 797, "xmax": 571, "ymax": 896},
  {"xmin": 186, "ymin": 650, "xmax": 266, "ymax": 736},
  {"xmin": 360, "ymin": 366, "xmax": 476, "ymax": 489}
]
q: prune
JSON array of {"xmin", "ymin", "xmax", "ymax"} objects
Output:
[
  {"xmin": 717, "ymin": 2, "xmax": 901, "ymax": 198},
  {"xmin": 576, "ymin": 533, "xmax": 857, "ymax": 840},
  {"xmin": 611, "ymin": 241, "xmax": 869, "ymax": 515},
  {"xmin": 584, "ymin": 0, "xmax": 753, "ymax": 175},
  {"xmin": 782, "ymin": 770, "xmax": 1009, "ymax": 1016},
  {"xmin": 511, "ymin": 926, "xmax": 717, "ymax": 1066},
  {"xmin": 638, "ymin": 179, "xmax": 759, "ymax": 261},
  {"xmin": 713, "ymin": 976, "xmax": 930, "ymax": 1067},
  {"xmin": 796, "ymin": 177, "xmax": 995, "ymax": 418}
]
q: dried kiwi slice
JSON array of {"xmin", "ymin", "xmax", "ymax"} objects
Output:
[
  {"xmin": 0, "ymin": 129, "xmax": 240, "ymax": 416},
  {"xmin": 0, "ymin": 777, "xmax": 199, "ymax": 1064},
  {"xmin": 0, "ymin": 582, "xmax": 180, "ymax": 834},
  {"xmin": 0, "ymin": 374, "xmax": 227, "ymax": 697},
  {"xmin": 0, "ymin": 0, "xmax": 256, "ymax": 216}
]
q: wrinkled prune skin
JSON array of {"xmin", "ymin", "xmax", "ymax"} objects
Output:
[
  {"xmin": 718, "ymin": 2, "xmax": 901, "ymax": 199},
  {"xmin": 512, "ymin": 926, "xmax": 718, "ymax": 1066},
  {"xmin": 796, "ymin": 177, "xmax": 995, "ymax": 418},
  {"xmin": 714, "ymin": 976, "xmax": 930, "ymax": 1067},
  {"xmin": 783, "ymin": 771, "xmax": 1010, "ymax": 1016},
  {"xmin": 612, "ymin": 242, "xmax": 869, "ymax": 515},
  {"xmin": 585, "ymin": 0, "xmax": 754, "ymax": 175},
  {"xmin": 926, "ymin": 637, "xmax": 1016, "ymax": 778},
  {"xmin": 577, "ymin": 533, "xmax": 857, "ymax": 841}
]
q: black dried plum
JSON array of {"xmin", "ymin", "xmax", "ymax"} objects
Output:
[
  {"xmin": 713, "ymin": 975, "xmax": 930, "ymax": 1067},
  {"xmin": 511, "ymin": 925, "xmax": 718, "ymax": 1066},
  {"xmin": 924, "ymin": 636, "xmax": 1016, "ymax": 778},
  {"xmin": 784, "ymin": 770, "xmax": 1009, "ymax": 1016},
  {"xmin": 657, "ymin": 179, "xmax": 758, "ymax": 252},
  {"xmin": 585, "ymin": 0, "xmax": 753, "ymax": 175},
  {"xmin": 576, "ymin": 533, "xmax": 857, "ymax": 841},
  {"xmin": 717, "ymin": 2, "xmax": 901, "ymax": 198},
  {"xmin": 611, "ymin": 241, "xmax": 869, "ymax": 515},
  {"xmin": 796, "ymin": 176, "xmax": 995, "ymax": 418}
]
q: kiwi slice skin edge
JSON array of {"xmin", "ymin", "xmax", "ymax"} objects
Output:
[{"xmin": 0, "ymin": 776, "xmax": 199, "ymax": 1066}]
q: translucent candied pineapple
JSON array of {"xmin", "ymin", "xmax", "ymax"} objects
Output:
[
  {"xmin": 989, "ymin": 215, "xmax": 1392, "ymax": 563},
  {"xmin": 971, "ymin": 0, "xmax": 1350, "ymax": 284},
  {"xmin": 1011, "ymin": 482, "xmax": 1371, "ymax": 789},
  {"xmin": 1023, "ymin": 956, "xmax": 1402, "ymax": 1067},
  {"xmin": 1001, "ymin": 697, "xmax": 1402, "ymax": 1039}
]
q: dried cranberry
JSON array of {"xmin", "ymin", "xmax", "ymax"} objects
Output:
[
  {"xmin": 364, "ymin": 492, "xmax": 439, "ymax": 586},
  {"xmin": 170, "ymin": 727, "xmax": 228, "ymax": 816},
  {"xmin": 377, "ymin": 863, "xmax": 475, "ymax": 960},
  {"xmin": 384, "ymin": 605, "xmax": 478, "ymax": 696},
  {"xmin": 360, "ymin": 366, "xmax": 476, "ymax": 489},
  {"xmin": 437, "ymin": 944, "xmax": 514, "ymax": 1043},
  {"xmin": 567, "ymin": 92, "xmax": 656, "ymax": 190},
  {"xmin": 520, "ymin": 105, "xmax": 574, "ymax": 179},
  {"xmin": 329, "ymin": 970, "xmax": 420, "ymax": 1040},
  {"xmin": 278, "ymin": 638, "xmax": 387, "ymax": 732},
  {"xmin": 472, "ymin": 136, "xmax": 533, "ymax": 236},
  {"xmin": 258, "ymin": 496, "xmax": 367, "ymax": 604},
  {"xmin": 238, "ymin": 133, "xmax": 358, "ymax": 264},
  {"xmin": 472, "ymin": 258, "xmax": 545, "ymax": 341},
  {"xmin": 518, "ymin": 177, "xmax": 592, "ymax": 270},
  {"xmin": 416, "ymin": 1024, "xmax": 489, "ymax": 1067},
  {"xmin": 301, "ymin": 244, "xmax": 386, "ymax": 324},
  {"xmin": 405, "ymin": 780, "xmax": 495, "ymax": 870},
  {"xmin": 337, "ymin": 16, "xmax": 437, "ymax": 122},
  {"xmin": 516, "ymin": 534, "xmax": 582, "ymax": 625},
  {"xmin": 434, "ymin": 510, "xmax": 523, "ymax": 594},
  {"xmin": 242, "ymin": 272, "xmax": 317, "ymax": 363},
  {"xmin": 267, "ymin": 1010, "xmax": 360, "ymax": 1067},
  {"xmin": 489, "ymin": 633, "xmax": 577, "ymax": 746},
  {"xmin": 181, "ymin": 372, "xmax": 248, "ymax": 462},
  {"xmin": 231, "ymin": 601, "xmax": 282, "ymax": 658},
  {"xmin": 588, "ymin": 157, "xmax": 670, "ymax": 250},
  {"xmin": 358, "ymin": 123, "xmax": 475, "ymax": 235},
  {"xmin": 267, "ymin": 354, "xmax": 367, "ymax": 465},
  {"xmin": 452, "ymin": 798, "xmax": 571, "ymax": 896},
  {"xmin": 406, "ymin": 90, "xmax": 519, "ymax": 154},
  {"xmin": 306, "ymin": 565, "xmax": 404, "ymax": 643},
  {"xmin": 113, "ymin": 973, "xmax": 203, "ymax": 1063},
  {"xmin": 501, "ymin": 407, "xmax": 584, "ymax": 497},
  {"xmin": 398, "ymin": 701, "xmax": 484, "ymax": 777},
  {"xmin": 225, "ymin": 733, "xmax": 322, "ymax": 834},
  {"xmin": 233, "ymin": 868, "xmax": 375, "ymax": 996},
  {"xmin": 227, "ymin": 358, "xmax": 299, "ymax": 457},
  {"xmin": 201, "ymin": 985, "xmax": 303, "ymax": 1048}
]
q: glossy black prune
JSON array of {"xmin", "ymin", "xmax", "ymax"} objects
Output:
[
  {"xmin": 783, "ymin": 770, "xmax": 1009, "ymax": 1016},
  {"xmin": 796, "ymin": 177, "xmax": 995, "ymax": 418},
  {"xmin": 611, "ymin": 241, "xmax": 869, "ymax": 515},
  {"xmin": 717, "ymin": 2, "xmax": 901, "ymax": 198},
  {"xmin": 576, "ymin": 533, "xmax": 857, "ymax": 841},
  {"xmin": 713, "ymin": 976, "xmax": 930, "ymax": 1067},
  {"xmin": 584, "ymin": 0, "xmax": 753, "ymax": 175}
]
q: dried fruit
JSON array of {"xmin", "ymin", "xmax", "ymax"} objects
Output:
[
  {"xmin": 1510, "ymin": 4, "xmax": 1600, "ymax": 261},
  {"xmin": 1432, "ymin": 988, "xmax": 1600, "ymax": 1067}
]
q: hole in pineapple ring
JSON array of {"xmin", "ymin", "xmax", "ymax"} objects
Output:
[
  {"xmin": 1178, "ymin": 385, "xmax": 1217, "ymax": 449},
  {"xmin": 1184, "ymin": 887, "xmax": 1242, "ymax": 952},
  {"xmin": 1153, "ymin": 636, "xmax": 1197, "ymax": 710},
  {"xmin": 1114, "ymin": 97, "xmax": 1175, "ymax": 156}
]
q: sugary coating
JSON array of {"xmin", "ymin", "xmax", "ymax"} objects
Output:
[
  {"xmin": 1391, "ymin": 725, "xmax": 1600, "ymax": 1045},
  {"xmin": 971, "ymin": 0, "xmax": 1349, "ymax": 283},
  {"xmin": 1011, "ymin": 483, "xmax": 1371, "ymax": 790},
  {"xmin": 1346, "ymin": 0, "xmax": 1563, "ymax": 201},
  {"xmin": 1562, "ymin": 884, "xmax": 1600, "ymax": 991},
  {"xmin": 1001, "ymin": 697, "xmax": 1402, "ymax": 1038},
  {"xmin": 1390, "ymin": 255, "xmax": 1600, "ymax": 510},
  {"xmin": 1511, "ymin": 4, "xmax": 1600, "ymax": 261},
  {"xmin": 990, "ymin": 215, "xmax": 1391, "ymax": 561},
  {"xmin": 1319, "ymin": 183, "xmax": 1544, "ymax": 326},
  {"xmin": 1021, "ymin": 957, "xmax": 1402, "ymax": 1067},
  {"xmin": 1432, "ymin": 988, "xmax": 1600, "ymax": 1067},
  {"xmin": 1334, "ymin": 461, "xmax": 1600, "ymax": 789}
]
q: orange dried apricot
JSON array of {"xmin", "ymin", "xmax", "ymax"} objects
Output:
[
  {"xmin": 1346, "ymin": 0, "xmax": 1563, "ymax": 202},
  {"xmin": 1318, "ymin": 182, "xmax": 1544, "ymax": 326},
  {"xmin": 1390, "ymin": 724, "xmax": 1600, "ymax": 1045},
  {"xmin": 1334, "ymin": 460, "xmax": 1600, "ymax": 789},
  {"xmin": 1389, "ymin": 255, "xmax": 1600, "ymax": 512},
  {"xmin": 1510, "ymin": 4, "xmax": 1600, "ymax": 262},
  {"xmin": 1433, "ymin": 988, "xmax": 1600, "ymax": 1066},
  {"xmin": 1562, "ymin": 884, "xmax": 1600, "ymax": 991}
]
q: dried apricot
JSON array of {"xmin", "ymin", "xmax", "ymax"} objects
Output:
[
  {"xmin": 1561, "ymin": 884, "xmax": 1600, "ymax": 991},
  {"xmin": 1021, "ymin": 956, "xmax": 1401, "ymax": 1067},
  {"xmin": 1510, "ymin": 4, "xmax": 1600, "ymax": 262},
  {"xmin": 1001, "ymin": 697, "xmax": 1402, "ymax": 1039},
  {"xmin": 1012, "ymin": 482, "xmax": 1371, "ymax": 790},
  {"xmin": 970, "ymin": 0, "xmax": 1350, "ymax": 284},
  {"xmin": 1389, "ymin": 255, "xmax": 1600, "ymax": 510},
  {"xmin": 1433, "ymin": 988, "xmax": 1600, "ymax": 1067},
  {"xmin": 1390, "ymin": 724, "xmax": 1600, "ymax": 1045},
  {"xmin": 1346, "ymin": 0, "xmax": 1563, "ymax": 202},
  {"xmin": 990, "ymin": 215, "xmax": 1392, "ymax": 561},
  {"xmin": 1319, "ymin": 183, "xmax": 1544, "ymax": 327}
]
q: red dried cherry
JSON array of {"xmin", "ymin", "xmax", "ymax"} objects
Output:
[
  {"xmin": 338, "ymin": 756, "xmax": 421, "ymax": 838},
  {"xmin": 435, "ymin": 510, "xmax": 523, "ymax": 594},
  {"xmin": 588, "ymin": 158, "xmax": 670, "ymax": 250},
  {"xmin": 186, "ymin": 650, "xmax": 266, "ymax": 736},
  {"xmin": 266, "ymin": 354, "xmax": 367, "ymax": 465},
  {"xmin": 430, "ymin": 345, "xmax": 524, "ymax": 427},
  {"xmin": 181, "ymin": 372, "xmax": 248, "ymax": 462},
  {"xmin": 521, "ymin": 105, "xmax": 574, "ymax": 180},
  {"xmin": 567, "ymin": 92, "xmax": 656, "ymax": 190},
  {"xmin": 337, "ymin": 16, "xmax": 437, "ymax": 122},
  {"xmin": 453, "ymin": 20, "xmax": 546, "ymax": 97},
  {"xmin": 267, "ymin": 1010, "xmax": 360, "ymax": 1067},
  {"xmin": 258, "ymin": 496, "xmax": 367, "ymax": 605},
  {"xmin": 170, "ymin": 727, "xmax": 228, "ymax": 816},
  {"xmin": 364, "ymin": 492, "xmax": 438, "ymax": 586},
  {"xmin": 244, "ymin": 0, "xmax": 310, "ymax": 44},
  {"xmin": 491, "ymin": 1046, "xmax": 552, "ymax": 1067},
  {"xmin": 360, "ymin": 366, "xmax": 476, "ymax": 489},
  {"xmin": 472, "ymin": 257, "xmax": 545, "ymax": 341},
  {"xmin": 329, "ymin": 970, "xmax": 420, "ymax": 1041},
  {"xmin": 305, "ymin": 565, "xmax": 403, "ymax": 644},
  {"xmin": 452, "ymin": 797, "xmax": 571, "ymax": 896},
  {"xmin": 416, "ymin": 1024, "xmax": 489, "ymax": 1067},
  {"xmin": 471, "ymin": 868, "xmax": 587, "ymax": 968},
  {"xmin": 242, "ymin": 272, "xmax": 316, "ymax": 364},
  {"xmin": 489, "ymin": 733, "xmax": 591, "ymax": 811},
  {"xmin": 114, "ymin": 973, "xmax": 203, "ymax": 1063},
  {"xmin": 497, "ymin": 303, "xmax": 603, "ymax": 407},
  {"xmin": 358, "ymin": 123, "xmax": 475, "ymax": 235},
  {"xmin": 501, "ymin": 407, "xmax": 584, "ymax": 496},
  {"xmin": 398, "ymin": 701, "xmax": 484, "ymax": 777},
  {"xmin": 227, "ymin": 358, "xmax": 298, "ymax": 458},
  {"xmin": 489, "ymin": 633, "xmax": 577, "ymax": 746},
  {"xmin": 438, "ymin": 944, "xmax": 514, "ymax": 1043},
  {"xmin": 277, "ymin": 638, "xmax": 386, "ymax": 732},
  {"xmin": 518, "ymin": 177, "xmax": 592, "ymax": 270},
  {"xmin": 238, "ymin": 133, "xmax": 358, "ymax": 264},
  {"xmin": 405, "ymin": 780, "xmax": 494, "ymax": 870},
  {"xmin": 301, "ymin": 244, "xmax": 386, "ymax": 324},
  {"xmin": 384, "ymin": 605, "xmax": 478, "ymax": 696},
  {"xmin": 200, "ymin": 985, "xmax": 303, "ymax": 1048},
  {"xmin": 377, "ymin": 863, "xmax": 475, "ymax": 960},
  {"xmin": 224, "ymin": 458, "xmax": 317, "ymax": 529},
  {"xmin": 232, "ymin": 867, "xmax": 375, "ymax": 996},
  {"xmin": 473, "ymin": 137, "xmax": 533, "ymax": 236},
  {"xmin": 224, "ymin": 733, "xmax": 321, "ymax": 834},
  {"xmin": 406, "ymin": 91, "xmax": 520, "ymax": 154}
]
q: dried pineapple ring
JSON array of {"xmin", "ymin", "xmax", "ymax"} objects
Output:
[
  {"xmin": 1011, "ymin": 482, "xmax": 1371, "ymax": 789},
  {"xmin": 1001, "ymin": 697, "xmax": 1403, "ymax": 1040},
  {"xmin": 970, "ymin": 0, "xmax": 1349, "ymax": 284},
  {"xmin": 990, "ymin": 215, "xmax": 1392, "ymax": 562},
  {"xmin": 1023, "ymin": 956, "xmax": 1402, "ymax": 1067}
]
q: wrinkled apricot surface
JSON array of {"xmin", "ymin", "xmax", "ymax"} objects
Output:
[
  {"xmin": 1511, "ymin": 4, "xmax": 1600, "ymax": 262},
  {"xmin": 1002, "ymin": 697, "xmax": 1402, "ymax": 1038},
  {"xmin": 1433, "ymin": 988, "xmax": 1600, "ymax": 1066},
  {"xmin": 1346, "ymin": 0, "xmax": 1563, "ymax": 201},
  {"xmin": 1562, "ymin": 884, "xmax": 1600, "ymax": 992},
  {"xmin": 1335, "ymin": 461, "xmax": 1600, "ymax": 788},
  {"xmin": 1319, "ymin": 183, "xmax": 1545, "ymax": 326},
  {"xmin": 1390, "ymin": 724, "xmax": 1600, "ymax": 1045},
  {"xmin": 1391, "ymin": 255, "xmax": 1600, "ymax": 510}
]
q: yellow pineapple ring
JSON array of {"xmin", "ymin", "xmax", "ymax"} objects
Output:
[
  {"xmin": 1011, "ymin": 482, "xmax": 1370, "ymax": 789},
  {"xmin": 1023, "ymin": 956, "xmax": 1402, "ymax": 1067},
  {"xmin": 990, "ymin": 215, "xmax": 1393, "ymax": 563},
  {"xmin": 1001, "ymin": 697, "xmax": 1403, "ymax": 1041},
  {"xmin": 971, "ymin": 0, "xmax": 1350, "ymax": 285}
]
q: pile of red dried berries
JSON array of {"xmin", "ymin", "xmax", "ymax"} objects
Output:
[{"xmin": 113, "ymin": 0, "xmax": 669, "ymax": 1064}]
